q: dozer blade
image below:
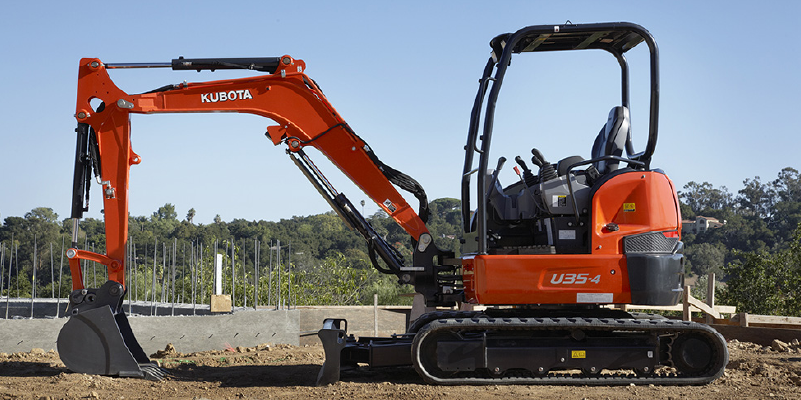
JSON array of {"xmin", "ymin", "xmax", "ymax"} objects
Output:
[
  {"xmin": 57, "ymin": 281, "xmax": 165, "ymax": 380},
  {"xmin": 316, "ymin": 319, "xmax": 348, "ymax": 386}
]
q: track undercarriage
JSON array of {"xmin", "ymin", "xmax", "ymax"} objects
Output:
[{"xmin": 317, "ymin": 310, "xmax": 728, "ymax": 386}]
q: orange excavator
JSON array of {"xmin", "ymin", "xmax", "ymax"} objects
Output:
[{"xmin": 60, "ymin": 22, "xmax": 727, "ymax": 385}]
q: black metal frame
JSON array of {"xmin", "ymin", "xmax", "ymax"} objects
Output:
[{"xmin": 461, "ymin": 22, "xmax": 661, "ymax": 254}]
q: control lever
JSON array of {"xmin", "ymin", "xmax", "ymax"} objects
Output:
[
  {"xmin": 515, "ymin": 156, "xmax": 538, "ymax": 187},
  {"xmin": 485, "ymin": 157, "xmax": 507, "ymax": 201},
  {"xmin": 530, "ymin": 149, "xmax": 544, "ymax": 167},
  {"xmin": 531, "ymin": 148, "xmax": 558, "ymax": 182},
  {"xmin": 514, "ymin": 156, "xmax": 530, "ymax": 172}
]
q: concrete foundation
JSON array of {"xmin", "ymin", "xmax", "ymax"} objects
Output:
[
  {"xmin": 297, "ymin": 306, "xmax": 409, "ymax": 346},
  {"xmin": 3, "ymin": 299, "xmax": 801, "ymax": 363},
  {"xmin": 0, "ymin": 299, "xmax": 411, "ymax": 355},
  {"xmin": 0, "ymin": 307, "xmax": 299, "ymax": 356},
  {"xmin": 129, "ymin": 309, "xmax": 299, "ymax": 355}
]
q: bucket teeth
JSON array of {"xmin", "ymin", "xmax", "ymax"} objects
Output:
[{"xmin": 140, "ymin": 363, "xmax": 169, "ymax": 381}]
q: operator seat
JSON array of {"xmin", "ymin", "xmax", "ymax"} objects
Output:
[{"xmin": 591, "ymin": 106, "xmax": 630, "ymax": 175}]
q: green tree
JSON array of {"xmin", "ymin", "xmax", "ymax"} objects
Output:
[
  {"xmin": 685, "ymin": 242, "xmax": 725, "ymax": 276},
  {"xmin": 719, "ymin": 223, "xmax": 801, "ymax": 316},
  {"xmin": 150, "ymin": 203, "xmax": 179, "ymax": 238},
  {"xmin": 737, "ymin": 176, "xmax": 772, "ymax": 218},
  {"xmin": 186, "ymin": 208, "xmax": 196, "ymax": 224},
  {"xmin": 679, "ymin": 181, "xmax": 733, "ymax": 215}
]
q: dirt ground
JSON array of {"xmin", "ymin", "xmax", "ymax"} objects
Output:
[{"xmin": 0, "ymin": 339, "xmax": 799, "ymax": 400}]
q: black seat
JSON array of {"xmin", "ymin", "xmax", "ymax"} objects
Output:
[{"xmin": 591, "ymin": 106, "xmax": 630, "ymax": 174}]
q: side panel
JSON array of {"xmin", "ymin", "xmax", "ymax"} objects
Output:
[
  {"xmin": 463, "ymin": 171, "xmax": 681, "ymax": 305},
  {"xmin": 463, "ymin": 254, "xmax": 630, "ymax": 305},
  {"xmin": 591, "ymin": 171, "xmax": 681, "ymax": 255}
]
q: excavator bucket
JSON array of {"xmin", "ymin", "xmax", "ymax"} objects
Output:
[{"xmin": 57, "ymin": 281, "xmax": 165, "ymax": 380}]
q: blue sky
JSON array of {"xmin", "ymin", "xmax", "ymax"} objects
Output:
[{"xmin": 1, "ymin": 1, "xmax": 799, "ymax": 225}]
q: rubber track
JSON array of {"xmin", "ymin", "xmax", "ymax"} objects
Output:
[{"xmin": 411, "ymin": 316, "xmax": 728, "ymax": 386}]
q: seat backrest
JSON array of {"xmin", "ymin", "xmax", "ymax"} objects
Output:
[{"xmin": 591, "ymin": 106, "xmax": 630, "ymax": 174}]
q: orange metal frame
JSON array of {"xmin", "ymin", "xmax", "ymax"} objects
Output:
[
  {"xmin": 68, "ymin": 56, "xmax": 429, "ymax": 290},
  {"xmin": 462, "ymin": 171, "xmax": 682, "ymax": 304}
]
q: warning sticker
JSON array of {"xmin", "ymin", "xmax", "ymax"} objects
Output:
[
  {"xmin": 623, "ymin": 203, "xmax": 636, "ymax": 212},
  {"xmin": 577, "ymin": 293, "xmax": 614, "ymax": 303},
  {"xmin": 553, "ymin": 195, "xmax": 567, "ymax": 208},
  {"xmin": 558, "ymin": 230, "xmax": 576, "ymax": 240},
  {"xmin": 571, "ymin": 350, "xmax": 586, "ymax": 359},
  {"xmin": 383, "ymin": 199, "xmax": 397, "ymax": 213}
]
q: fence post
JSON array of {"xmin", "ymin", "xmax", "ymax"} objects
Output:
[
  {"xmin": 705, "ymin": 273, "xmax": 716, "ymax": 324},
  {"xmin": 682, "ymin": 284, "xmax": 691, "ymax": 321},
  {"xmin": 268, "ymin": 240, "xmax": 272, "ymax": 308},
  {"xmin": 214, "ymin": 253, "xmax": 223, "ymax": 296},
  {"xmin": 231, "ymin": 238, "xmax": 235, "ymax": 308},
  {"xmin": 58, "ymin": 237, "xmax": 64, "ymax": 317},
  {"xmin": 50, "ymin": 243, "xmax": 54, "ymax": 299},
  {"xmin": 242, "ymin": 238, "xmax": 247, "ymax": 308},
  {"xmin": 374, "ymin": 293, "xmax": 378, "ymax": 336},
  {"xmin": 30, "ymin": 235, "xmax": 36, "ymax": 319},
  {"xmin": 277, "ymin": 240, "xmax": 281, "ymax": 310},
  {"xmin": 286, "ymin": 242, "xmax": 292, "ymax": 309},
  {"xmin": 739, "ymin": 312, "xmax": 750, "ymax": 327},
  {"xmin": 254, "ymin": 239, "xmax": 259, "ymax": 310},
  {"xmin": 151, "ymin": 239, "xmax": 157, "ymax": 316},
  {"xmin": 171, "ymin": 239, "xmax": 176, "ymax": 316},
  {"xmin": 0, "ymin": 242, "xmax": 4, "ymax": 301},
  {"xmin": 191, "ymin": 241, "xmax": 196, "ymax": 315}
]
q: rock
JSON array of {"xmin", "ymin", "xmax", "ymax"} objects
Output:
[
  {"xmin": 772, "ymin": 339, "xmax": 790, "ymax": 352},
  {"xmin": 150, "ymin": 343, "xmax": 179, "ymax": 359},
  {"xmin": 30, "ymin": 348, "xmax": 45, "ymax": 354}
]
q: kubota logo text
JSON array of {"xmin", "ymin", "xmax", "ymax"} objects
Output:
[{"xmin": 201, "ymin": 89, "xmax": 254, "ymax": 103}]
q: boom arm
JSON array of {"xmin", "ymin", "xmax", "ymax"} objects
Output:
[{"xmin": 68, "ymin": 56, "xmax": 441, "ymax": 293}]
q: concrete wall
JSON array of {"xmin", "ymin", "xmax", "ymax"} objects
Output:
[
  {"xmin": 0, "ymin": 298, "xmax": 220, "ymax": 319},
  {"xmin": 0, "ymin": 302, "xmax": 411, "ymax": 354},
  {"xmin": 298, "ymin": 306, "xmax": 409, "ymax": 346},
  {"xmin": 0, "ymin": 317, "xmax": 64, "ymax": 354},
  {"xmin": 128, "ymin": 309, "xmax": 299, "ymax": 355},
  {"xmin": 4, "ymin": 302, "xmax": 801, "ymax": 360},
  {"xmin": 0, "ymin": 309, "xmax": 299, "ymax": 356}
]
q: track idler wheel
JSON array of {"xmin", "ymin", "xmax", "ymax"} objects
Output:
[{"xmin": 671, "ymin": 333, "xmax": 715, "ymax": 375}]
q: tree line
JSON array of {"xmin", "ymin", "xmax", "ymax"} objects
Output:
[
  {"xmin": 0, "ymin": 198, "xmax": 462, "ymax": 307},
  {"xmin": 678, "ymin": 167, "xmax": 801, "ymax": 315}
]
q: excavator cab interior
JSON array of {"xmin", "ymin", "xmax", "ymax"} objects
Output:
[
  {"xmin": 462, "ymin": 23, "xmax": 657, "ymax": 259},
  {"xmin": 480, "ymin": 104, "xmax": 634, "ymax": 255}
]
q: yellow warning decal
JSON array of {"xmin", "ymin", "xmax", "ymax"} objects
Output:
[
  {"xmin": 623, "ymin": 203, "xmax": 636, "ymax": 212},
  {"xmin": 571, "ymin": 350, "xmax": 586, "ymax": 359}
]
